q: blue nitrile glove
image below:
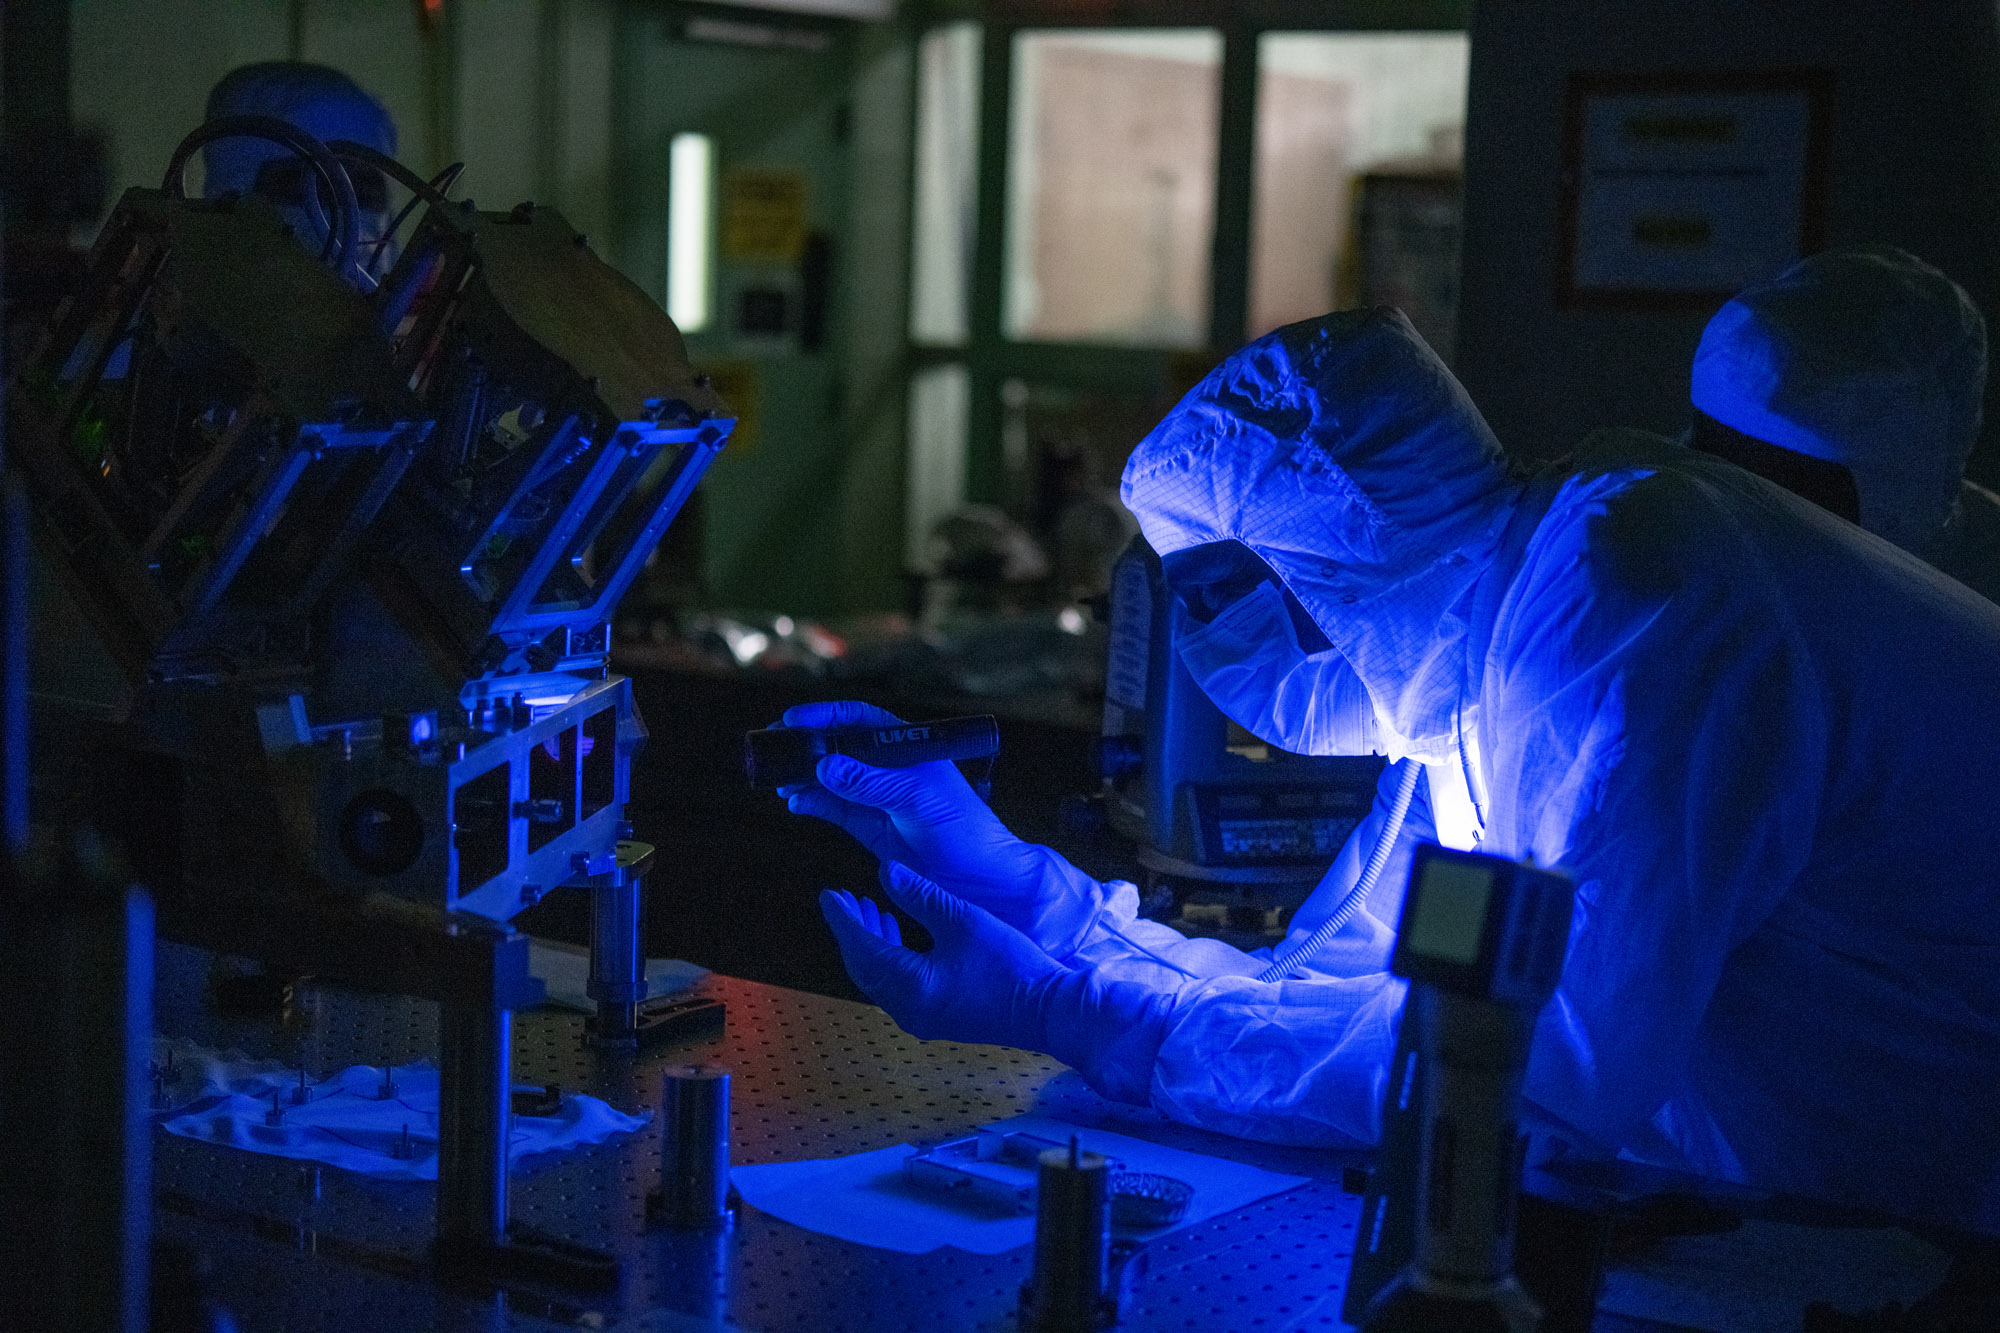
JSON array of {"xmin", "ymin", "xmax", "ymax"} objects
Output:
[
  {"xmin": 820, "ymin": 864, "xmax": 1175, "ymax": 1104},
  {"xmin": 781, "ymin": 701, "xmax": 1108, "ymax": 958}
]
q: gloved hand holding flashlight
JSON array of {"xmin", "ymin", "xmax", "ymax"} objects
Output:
[{"xmin": 774, "ymin": 701, "xmax": 1112, "ymax": 959}]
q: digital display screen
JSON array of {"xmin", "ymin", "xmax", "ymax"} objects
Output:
[
  {"xmin": 1407, "ymin": 859, "xmax": 1494, "ymax": 965},
  {"xmin": 1218, "ymin": 818, "xmax": 1357, "ymax": 859},
  {"xmin": 1196, "ymin": 780, "xmax": 1379, "ymax": 866}
]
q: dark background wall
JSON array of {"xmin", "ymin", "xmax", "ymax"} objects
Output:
[{"xmin": 1454, "ymin": 0, "xmax": 2000, "ymax": 485}]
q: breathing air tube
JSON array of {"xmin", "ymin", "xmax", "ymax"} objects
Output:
[{"xmin": 1256, "ymin": 758, "xmax": 1423, "ymax": 983}]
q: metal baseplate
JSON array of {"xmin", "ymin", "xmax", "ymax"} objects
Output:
[
  {"xmin": 433, "ymin": 1224, "xmax": 619, "ymax": 1291},
  {"xmin": 585, "ymin": 994, "xmax": 727, "ymax": 1050}
]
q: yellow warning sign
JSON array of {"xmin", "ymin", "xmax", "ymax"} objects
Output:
[
  {"xmin": 721, "ymin": 168, "xmax": 809, "ymax": 264},
  {"xmin": 699, "ymin": 360, "xmax": 758, "ymax": 458}
]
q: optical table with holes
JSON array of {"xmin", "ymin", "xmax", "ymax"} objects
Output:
[{"xmin": 151, "ymin": 939, "xmax": 1958, "ymax": 1333}]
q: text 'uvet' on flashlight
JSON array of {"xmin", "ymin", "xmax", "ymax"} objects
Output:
[{"xmin": 744, "ymin": 715, "xmax": 1001, "ymax": 789}]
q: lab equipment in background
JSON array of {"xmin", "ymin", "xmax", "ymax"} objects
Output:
[
  {"xmin": 916, "ymin": 504, "xmax": 1111, "ymax": 708},
  {"xmin": 922, "ymin": 504, "xmax": 1052, "ymax": 625},
  {"xmin": 652, "ymin": 1066, "xmax": 733, "ymax": 1229},
  {"xmin": 744, "ymin": 712, "xmax": 999, "ymax": 788},
  {"xmin": 7, "ymin": 115, "xmax": 733, "ymax": 1284},
  {"xmin": 1352, "ymin": 845, "xmax": 1576, "ymax": 1333},
  {"xmin": 1090, "ymin": 535, "xmax": 1384, "ymax": 940},
  {"xmin": 631, "ymin": 608, "xmax": 851, "ymax": 675}
]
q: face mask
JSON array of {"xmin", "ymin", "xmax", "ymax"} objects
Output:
[{"xmin": 1175, "ymin": 580, "xmax": 1381, "ymax": 757}]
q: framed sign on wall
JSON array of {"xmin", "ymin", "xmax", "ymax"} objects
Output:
[{"xmin": 1556, "ymin": 69, "xmax": 1833, "ymax": 309}]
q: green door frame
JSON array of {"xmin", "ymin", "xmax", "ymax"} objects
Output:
[{"xmin": 911, "ymin": 1, "xmax": 1469, "ymax": 509}]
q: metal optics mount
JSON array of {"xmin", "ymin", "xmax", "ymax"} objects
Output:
[{"xmin": 7, "ymin": 117, "xmax": 733, "ymax": 1281}]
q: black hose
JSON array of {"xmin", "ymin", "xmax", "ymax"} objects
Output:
[
  {"xmin": 162, "ymin": 115, "xmax": 361, "ymax": 280},
  {"xmin": 325, "ymin": 140, "xmax": 458, "ymax": 212},
  {"xmin": 361, "ymin": 159, "xmax": 465, "ymax": 276}
]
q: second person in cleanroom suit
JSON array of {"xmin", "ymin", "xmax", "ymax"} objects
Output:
[
  {"xmin": 202, "ymin": 61, "xmax": 401, "ymax": 281},
  {"xmin": 783, "ymin": 308, "xmax": 2000, "ymax": 1231},
  {"xmin": 1689, "ymin": 244, "xmax": 2000, "ymax": 605}
]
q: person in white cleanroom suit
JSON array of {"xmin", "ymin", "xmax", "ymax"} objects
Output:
[
  {"xmin": 784, "ymin": 307, "xmax": 2000, "ymax": 1230},
  {"xmin": 1691, "ymin": 244, "xmax": 2000, "ymax": 604}
]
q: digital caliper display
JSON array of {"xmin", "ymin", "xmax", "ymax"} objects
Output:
[
  {"xmin": 1405, "ymin": 858, "xmax": 1495, "ymax": 965},
  {"xmin": 1197, "ymin": 786, "xmax": 1372, "ymax": 865}
]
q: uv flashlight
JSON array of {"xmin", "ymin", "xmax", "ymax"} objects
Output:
[{"xmin": 744, "ymin": 715, "xmax": 1001, "ymax": 789}]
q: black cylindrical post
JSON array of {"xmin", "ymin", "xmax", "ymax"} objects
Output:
[
  {"xmin": 656, "ymin": 1065, "xmax": 731, "ymax": 1228},
  {"xmin": 589, "ymin": 877, "xmax": 645, "ymax": 1045},
  {"xmin": 1022, "ymin": 1142, "xmax": 1111, "ymax": 1332},
  {"xmin": 436, "ymin": 1001, "xmax": 511, "ymax": 1252},
  {"xmin": 657, "ymin": 1218, "xmax": 733, "ymax": 1317}
]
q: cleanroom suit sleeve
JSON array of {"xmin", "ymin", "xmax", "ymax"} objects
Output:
[
  {"xmin": 1062, "ymin": 762, "xmax": 1436, "ymax": 987},
  {"xmin": 1060, "ymin": 773, "xmax": 1434, "ymax": 1148},
  {"xmin": 1492, "ymin": 481, "xmax": 1826, "ymax": 1154},
  {"xmin": 1143, "ymin": 969, "xmax": 1410, "ymax": 1146}
]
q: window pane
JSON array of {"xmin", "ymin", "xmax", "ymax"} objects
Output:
[
  {"xmin": 910, "ymin": 23, "xmax": 982, "ymax": 345},
  {"xmin": 906, "ymin": 363, "xmax": 970, "ymax": 570},
  {"xmin": 1250, "ymin": 33, "xmax": 1469, "ymax": 352},
  {"xmin": 1005, "ymin": 29, "xmax": 1221, "ymax": 347}
]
